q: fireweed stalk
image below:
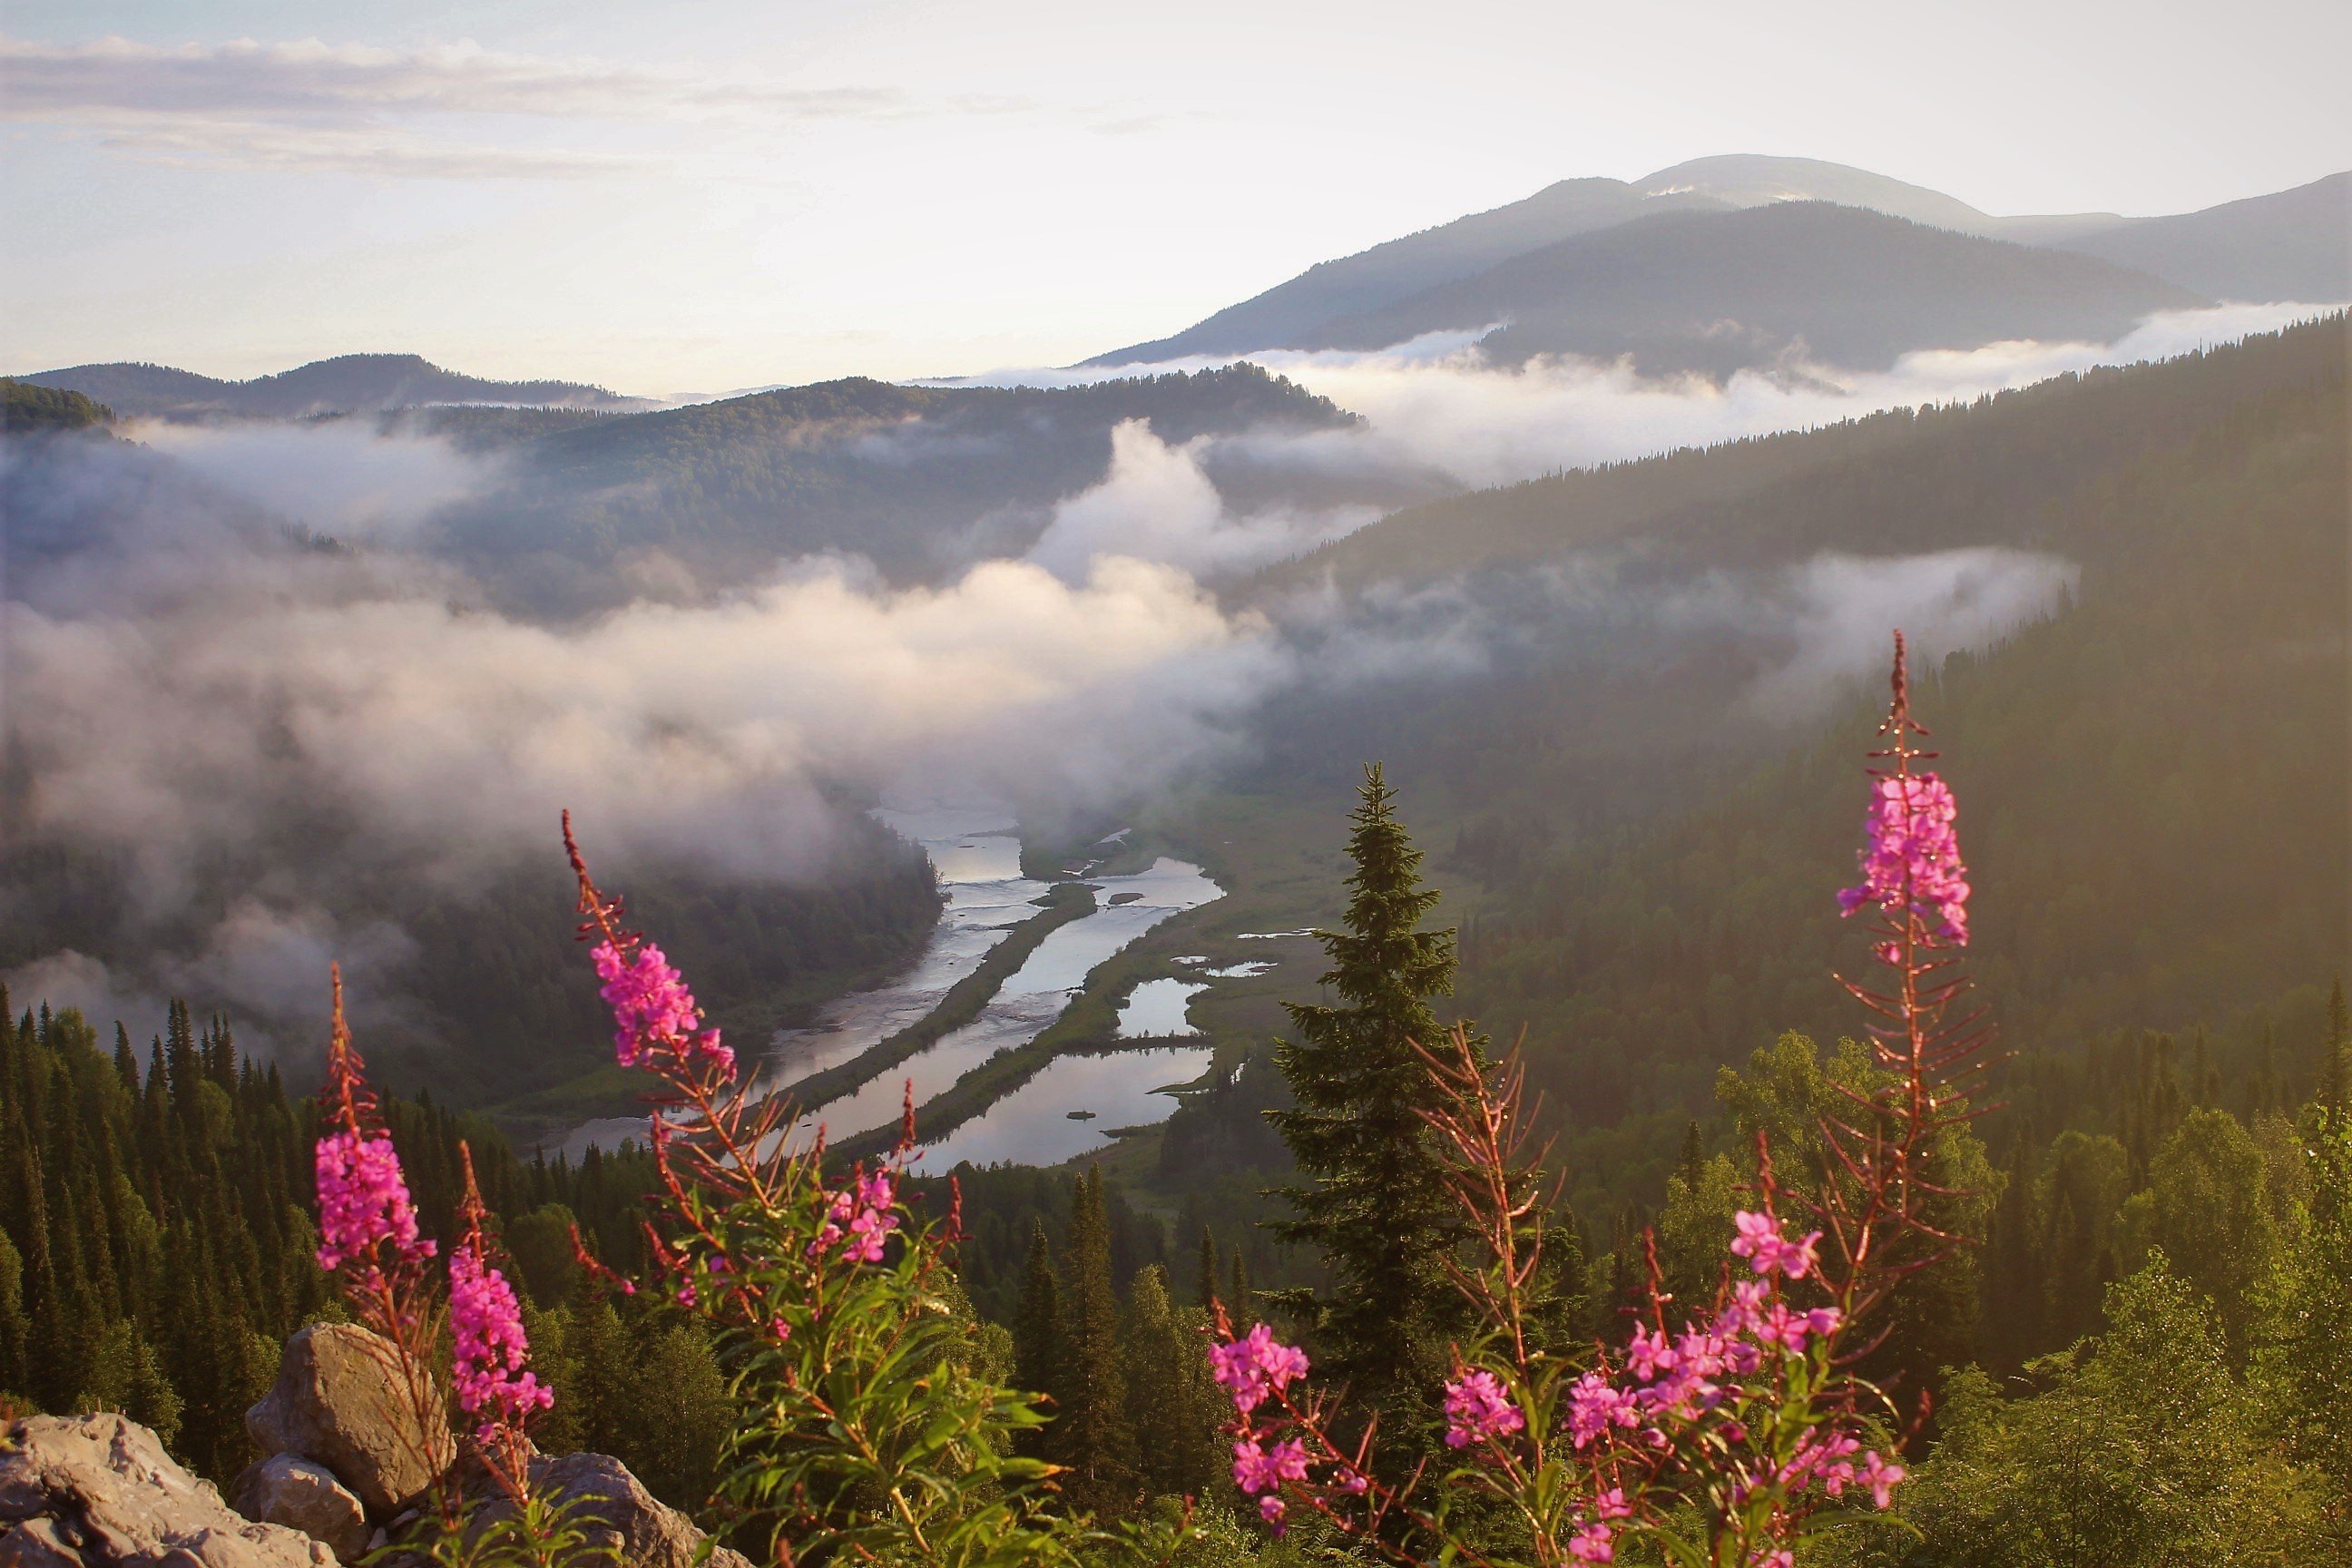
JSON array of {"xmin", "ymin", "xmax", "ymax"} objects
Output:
[
  {"xmin": 1200, "ymin": 633, "xmax": 1987, "ymax": 1565},
  {"xmin": 560, "ymin": 815, "xmax": 1190, "ymax": 1567},
  {"xmin": 313, "ymin": 966, "xmax": 456, "ymax": 1521}
]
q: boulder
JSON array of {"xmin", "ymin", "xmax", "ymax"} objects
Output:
[
  {"xmin": 246, "ymin": 1325, "xmax": 454, "ymax": 1519},
  {"xmin": 230, "ymin": 1456, "xmax": 371, "ymax": 1563},
  {"xmin": 0, "ymin": 1413, "xmax": 335, "ymax": 1568},
  {"xmin": 468, "ymin": 1452, "xmax": 752, "ymax": 1568}
]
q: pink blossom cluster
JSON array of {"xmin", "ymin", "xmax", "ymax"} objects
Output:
[
  {"xmin": 1730, "ymin": 1210, "xmax": 1823, "ymax": 1279},
  {"xmin": 1442, "ymin": 1368, "xmax": 1526, "ymax": 1449},
  {"xmin": 449, "ymin": 1245, "xmax": 554, "ymax": 1443},
  {"xmin": 1566, "ymin": 1487, "xmax": 1632, "ymax": 1563},
  {"xmin": 1209, "ymin": 1323, "xmax": 1311, "ymax": 1414},
  {"xmin": 1762, "ymin": 1429, "xmax": 1904, "ymax": 1510},
  {"xmin": 1211, "ymin": 1325, "xmax": 1348, "ymax": 1531},
  {"xmin": 592, "ymin": 940, "xmax": 737, "ymax": 1078},
  {"xmin": 1230, "ymin": 1437, "xmax": 1310, "ymax": 1524},
  {"xmin": 811, "ymin": 1168, "xmax": 899, "ymax": 1264},
  {"xmin": 314, "ymin": 1130, "xmax": 435, "ymax": 1272},
  {"xmin": 1837, "ymin": 773, "xmax": 1969, "ymax": 947}
]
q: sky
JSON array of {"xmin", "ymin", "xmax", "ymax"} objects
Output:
[{"xmin": 4, "ymin": 0, "xmax": 2347, "ymax": 393}]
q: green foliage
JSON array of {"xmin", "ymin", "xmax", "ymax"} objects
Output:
[
  {"xmin": 1853, "ymin": 1253, "xmax": 2343, "ymax": 1567},
  {"xmin": 1268, "ymin": 765, "xmax": 1485, "ymax": 1465},
  {"xmin": 2252, "ymin": 1105, "xmax": 2352, "ymax": 1506},
  {"xmin": 1, "ymin": 378, "xmax": 113, "ymax": 433}
]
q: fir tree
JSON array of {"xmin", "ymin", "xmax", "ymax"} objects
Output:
[
  {"xmin": 1267, "ymin": 765, "xmax": 1481, "ymax": 1460},
  {"xmin": 2319, "ymin": 977, "xmax": 2349, "ymax": 1110},
  {"xmin": 1049, "ymin": 1167, "xmax": 1134, "ymax": 1512},
  {"xmin": 1192, "ymin": 1227, "xmax": 1219, "ymax": 1312},
  {"xmin": 1011, "ymin": 1219, "xmax": 1063, "ymax": 1459}
]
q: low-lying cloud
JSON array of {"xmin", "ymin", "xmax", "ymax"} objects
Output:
[{"xmin": 951, "ymin": 302, "xmax": 2337, "ymax": 494}]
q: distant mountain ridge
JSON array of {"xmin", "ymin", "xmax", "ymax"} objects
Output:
[
  {"xmin": 1299, "ymin": 202, "xmax": 2202, "ymax": 374},
  {"xmin": 1087, "ymin": 156, "xmax": 2349, "ymax": 368},
  {"xmin": 16, "ymin": 352, "xmax": 652, "ymax": 419}
]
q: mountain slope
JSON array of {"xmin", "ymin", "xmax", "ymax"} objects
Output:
[
  {"xmin": 20, "ymin": 353, "xmax": 650, "ymax": 418},
  {"xmin": 1218, "ymin": 319, "xmax": 2350, "ymax": 1127},
  {"xmin": 441, "ymin": 361, "xmax": 1365, "ymax": 604},
  {"xmin": 1301, "ymin": 203, "xmax": 2202, "ymax": 372},
  {"xmin": 1082, "ymin": 179, "xmax": 1730, "ymax": 366},
  {"xmin": 1632, "ymin": 153, "xmax": 2124, "ymax": 243},
  {"xmin": 2055, "ymin": 172, "xmax": 2351, "ymax": 303}
]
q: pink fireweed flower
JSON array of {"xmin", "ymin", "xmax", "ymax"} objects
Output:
[
  {"xmin": 314, "ymin": 1130, "xmax": 435, "ymax": 1272},
  {"xmin": 1443, "ymin": 1368, "xmax": 1526, "ymax": 1448},
  {"xmin": 1231, "ymin": 1437, "xmax": 1308, "ymax": 1494},
  {"xmin": 449, "ymin": 1246, "xmax": 554, "ymax": 1441},
  {"xmin": 1567, "ymin": 1370, "xmax": 1641, "ymax": 1447},
  {"xmin": 1730, "ymin": 1210, "xmax": 1823, "ymax": 1279},
  {"xmin": 1858, "ymin": 1450, "xmax": 1906, "ymax": 1508},
  {"xmin": 1838, "ymin": 772, "xmax": 1969, "ymax": 946},
  {"xmin": 1210, "ymin": 1324, "xmax": 1308, "ymax": 1414},
  {"xmin": 1258, "ymin": 1494, "xmax": 1287, "ymax": 1527},
  {"xmin": 592, "ymin": 940, "xmax": 737, "ymax": 1077},
  {"xmin": 1568, "ymin": 1522, "xmax": 1615, "ymax": 1563},
  {"xmin": 1626, "ymin": 1325, "xmax": 1680, "ymax": 1382},
  {"xmin": 809, "ymin": 1167, "xmax": 900, "ymax": 1264}
]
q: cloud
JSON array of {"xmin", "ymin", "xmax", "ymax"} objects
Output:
[
  {"xmin": 0, "ymin": 34, "xmax": 1035, "ymax": 177},
  {"xmin": 130, "ymin": 418, "xmax": 509, "ymax": 544},
  {"xmin": 1670, "ymin": 547, "xmax": 2081, "ymax": 720},
  {"xmin": 948, "ymin": 303, "xmax": 2338, "ymax": 495},
  {"xmin": 1027, "ymin": 420, "xmax": 1379, "ymax": 582}
]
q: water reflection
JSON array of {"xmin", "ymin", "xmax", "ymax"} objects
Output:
[{"xmin": 910, "ymin": 1045, "xmax": 1214, "ymax": 1171}]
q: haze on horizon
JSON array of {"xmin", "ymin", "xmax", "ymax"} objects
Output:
[{"xmin": 4, "ymin": 0, "xmax": 2347, "ymax": 393}]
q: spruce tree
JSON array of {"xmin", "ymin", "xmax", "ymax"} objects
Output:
[
  {"xmin": 2319, "ymin": 977, "xmax": 2349, "ymax": 1110},
  {"xmin": 1193, "ymin": 1227, "xmax": 1219, "ymax": 1312},
  {"xmin": 1011, "ymin": 1219, "xmax": 1063, "ymax": 1459},
  {"xmin": 1268, "ymin": 765, "xmax": 1480, "ymax": 1459},
  {"xmin": 1049, "ymin": 1167, "xmax": 1134, "ymax": 1513},
  {"xmin": 1120, "ymin": 1266, "xmax": 1220, "ymax": 1501}
]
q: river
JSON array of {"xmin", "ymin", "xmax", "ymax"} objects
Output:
[{"xmin": 554, "ymin": 808, "xmax": 1224, "ymax": 1167}]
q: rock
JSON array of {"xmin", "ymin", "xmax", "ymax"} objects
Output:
[
  {"xmin": 231, "ymin": 1456, "xmax": 371, "ymax": 1563},
  {"xmin": 469, "ymin": 1452, "xmax": 752, "ymax": 1568},
  {"xmin": 0, "ymin": 1413, "xmax": 335, "ymax": 1568},
  {"xmin": 246, "ymin": 1324, "xmax": 454, "ymax": 1519}
]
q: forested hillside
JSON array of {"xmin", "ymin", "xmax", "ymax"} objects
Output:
[
  {"xmin": 439, "ymin": 361, "xmax": 1361, "ymax": 603},
  {"xmin": 1454, "ymin": 321, "xmax": 2348, "ymax": 1124},
  {"xmin": 20, "ymin": 354, "xmax": 649, "ymax": 419}
]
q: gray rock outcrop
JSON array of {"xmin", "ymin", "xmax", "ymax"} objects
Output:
[
  {"xmin": 0, "ymin": 1413, "xmax": 334, "ymax": 1568},
  {"xmin": 245, "ymin": 1325, "xmax": 454, "ymax": 1520},
  {"xmin": 465, "ymin": 1450, "xmax": 754, "ymax": 1568},
  {"xmin": 229, "ymin": 1456, "xmax": 371, "ymax": 1563}
]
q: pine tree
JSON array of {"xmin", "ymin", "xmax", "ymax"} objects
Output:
[
  {"xmin": 1011, "ymin": 1219, "xmax": 1063, "ymax": 1459},
  {"xmin": 1049, "ymin": 1167, "xmax": 1134, "ymax": 1513},
  {"xmin": 1267, "ymin": 765, "xmax": 1481, "ymax": 1460},
  {"xmin": 1192, "ymin": 1227, "xmax": 1219, "ymax": 1313},
  {"xmin": 1120, "ymin": 1266, "xmax": 1220, "ymax": 1501},
  {"xmin": 2319, "ymin": 977, "xmax": 2349, "ymax": 1110}
]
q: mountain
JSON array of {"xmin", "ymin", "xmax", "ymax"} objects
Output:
[
  {"xmin": 1081, "ymin": 179, "xmax": 1731, "ymax": 366},
  {"xmin": 441, "ymin": 361, "xmax": 1369, "ymax": 605},
  {"xmin": 1084, "ymin": 158, "xmax": 2343, "ymax": 369},
  {"xmin": 2055, "ymin": 172, "xmax": 2352, "ymax": 303},
  {"xmin": 1631, "ymin": 152, "xmax": 2124, "ymax": 243},
  {"xmin": 16, "ymin": 353, "xmax": 651, "ymax": 418},
  {"xmin": 1295, "ymin": 202, "xmax": 2202, "ymax": 373}
]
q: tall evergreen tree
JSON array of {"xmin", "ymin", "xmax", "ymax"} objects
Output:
[
  {"xmin": 1011, "ymin": 1219, "xmax": 1063, "ymax": 1460},
  {"xmin": 1192, "ymin": 1227, "xmax": 1219, "ymax": 1313},
  {"xmin": 1119, "ymin": 1266, "xmax": 1220, "ymax": 1502},
  {"xmin": 1049, "ymin": 1167, "xmax": 1133, "ymax": 1513},
  {"xmin": 1268, "ymin": 765, "xmax": 1483, "ymax": 1462},
  {"xmin": 2318, "ymin": 977, "xmax": 2349, "ymax": 1110}
]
